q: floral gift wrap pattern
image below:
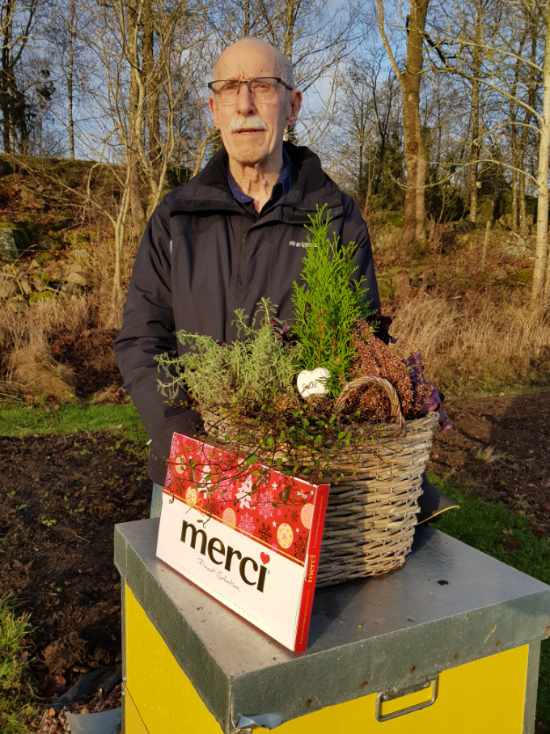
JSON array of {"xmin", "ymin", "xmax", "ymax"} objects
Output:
[{"xmin": 165, "ymin": 433, "xmax": 326, "ymax": 566}]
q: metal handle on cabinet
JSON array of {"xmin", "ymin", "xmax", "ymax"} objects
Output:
[
  {"xmin": 375, "ymin": 676, "xmax": 439, "ymax": 722},
  {"xmin": 234, "ymin": 712, "xmax": 284, "ymax": 731}
]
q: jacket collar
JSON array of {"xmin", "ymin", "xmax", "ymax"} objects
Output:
[
  {"xmin": 172, "ymin": 142, "xmax": 342, "ymax": 219},
  {"xmin": 227, "ymin": 146, "xmax": 292, "ymax": 204}
]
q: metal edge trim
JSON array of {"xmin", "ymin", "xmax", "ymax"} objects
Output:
[
  {"xmin": 523, "ymin": 640, "xmax": 541, "ymax": 734},
  {"xmin": 113, "ymin": 524, "xmax": 127, "ymax": 576}
]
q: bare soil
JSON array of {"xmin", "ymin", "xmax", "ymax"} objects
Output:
[
  {"xmin": 429, "ymin": 390, "xmax": 550, "ymax": 537},
  {"xmin": 0, "ymin": 392, "xmax": 548, "ymax": 729},
  {"xmin": 0, "ymin": 431, "xmax": 149, "ymax": 729}
]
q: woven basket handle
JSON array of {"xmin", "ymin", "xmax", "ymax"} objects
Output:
[{"xmin": 334, "ymin": 375, "xmax": 404, "ymax": 427}]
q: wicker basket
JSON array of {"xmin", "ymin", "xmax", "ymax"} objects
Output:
[{"xmin": 201, "ymin": 375, "xmax": 438, "ymax": 587}]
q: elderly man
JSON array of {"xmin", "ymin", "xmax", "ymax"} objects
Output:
[{"xmin": 114, "ymin": 37, "xmax": 381, "ymax": 517}]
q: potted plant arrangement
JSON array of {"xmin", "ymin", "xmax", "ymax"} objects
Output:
[{"xmin": 157, "ymin": 206, "xmax": 447, "ymax": 586}]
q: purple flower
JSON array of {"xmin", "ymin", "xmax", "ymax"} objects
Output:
[
  {"xmin": 425, "ymin": 386, "xmax": 442, "ymax": 413},
  {"xmin": 406, "ymin": 351, "xmax": 452, "ymax": 432},
  {"xmin": 438, "ymin": 407, "xmax": 453, "ymax": 432},
  {"xmin": 405, "ymin": 351, "xmax": 426, "ymax": 386}
]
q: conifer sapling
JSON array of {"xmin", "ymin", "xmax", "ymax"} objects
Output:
[{"xmin": 291, "ymin": 205, "xmax": 373, "ymax": 397}]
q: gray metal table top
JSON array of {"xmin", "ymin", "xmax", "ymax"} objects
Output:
[{"xmin": 115, "ymin": 518, "xmax": 550, "ymax": 730}]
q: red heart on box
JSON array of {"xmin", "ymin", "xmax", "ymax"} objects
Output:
[{"xmin": 260, "ymin": 552, "xmax": 270, "ymax": 564}]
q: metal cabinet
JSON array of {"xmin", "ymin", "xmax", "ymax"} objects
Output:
[{"xmin": 115, "ymin": 519, "xmax": 550, "ymax": 733}]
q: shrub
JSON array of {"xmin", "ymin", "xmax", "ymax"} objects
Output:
[
  {"xmin": 157, "ymin": 299, "xmax": 301, "ymax": 416},
  {"xmin": 291, "ymin": 206, "xmax": 373, "ymax": 395}
]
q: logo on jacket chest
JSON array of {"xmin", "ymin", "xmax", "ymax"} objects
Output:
[{"xmin": 288, "ymin": 240, "xmax": 313, "ymax": 249}]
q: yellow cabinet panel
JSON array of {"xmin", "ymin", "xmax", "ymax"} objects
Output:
[
  {"xmin": 124, "ymin": 584, "xmax": 529, "ymax": 734},
  {"xmin": 256, "ymin": 645, "xmax": 528, "ymax": 733},
  {"xmin": 124, "ymin": 688, "xmax": 149, "ymax": 734},
  {"xmin": 125, "ymin": 584, "xmax": 221, "ymax": 734}
]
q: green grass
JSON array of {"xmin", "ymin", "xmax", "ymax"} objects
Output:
[
  {"xmin": 0, "ymin": 402, "xmax": 147, "ymax": 443},
  {"xmin": 0, "ymin": 597, "xmax": 37, "ymax": 734},
  {"xmin": 430, "ymin": 473, "xmax": 550, "ymax": 728}
]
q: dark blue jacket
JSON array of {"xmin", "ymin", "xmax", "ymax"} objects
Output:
[{"xmin": 115, "ymin": 143, "xmax": 380, "ymax": 483}]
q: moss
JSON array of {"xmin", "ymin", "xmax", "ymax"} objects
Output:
[{"xmin": 0, "ymin": 224, "xmax": 32, "ymax": 260}]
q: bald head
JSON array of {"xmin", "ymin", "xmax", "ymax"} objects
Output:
[
  {"xmin": 208, "ymin": 36, "xmax": 302, "ymax": 176},
  {"xmin": 213, "ymin": 37, "xmax": 294, "ymax": 88}
]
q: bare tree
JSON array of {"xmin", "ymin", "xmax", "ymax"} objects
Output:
[
  {"xmin": 65, "ymin": 0, "xmax": 76, "ymax": 158},
  {"xmin": 0, "ymin": 0, "xmax": 40, "ymax": 152},
  {"xmin": 375, "ymin": 0, "xmax": 430, "ymax": 248},
  {"xmin": 74, "ymin": 0, "xmax": 208, "ymax": 325},
  {"xmin": 535, "ymin": 0, "xmax": 550, "ymax": 304},
  {"xmin": 517, "ymin": 15, "xmax": 539, "ymax": 236},
  {"xmin": 203, "ymin": 0, "xmax": 353, "ymax": 148},
  {"xmin": 335, "ymin": 55, "xmax": 401, "ymax": 209},
  {"xmin": 429, "ymin": 0, "xmax": 549, "ymax": 301},
  {"xmin": 466, "ymin": 0, "xmax": 485, "ymax": 222}
]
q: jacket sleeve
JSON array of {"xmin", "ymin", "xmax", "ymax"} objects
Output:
[
  {"xmin": 340, "ymin": 194, "xmax": 381, "ymax": 313},
  {"xmin": 114, "ymin": 200, "xmax": 201, "ymax": 483}
]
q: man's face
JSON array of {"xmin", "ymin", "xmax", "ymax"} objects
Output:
[{"xmin": 208, "ymin": 42, "xmax": 301, "ymax": 168}]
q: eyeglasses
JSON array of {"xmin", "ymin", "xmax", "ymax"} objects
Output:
[{"xmin": 207, "ymin": 77, "xmax": 293, "ymax": 104}]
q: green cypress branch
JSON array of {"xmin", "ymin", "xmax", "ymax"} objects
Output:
[{"xmin": 291, "ymin": 205, "xmax": 373, "ymax": 396}]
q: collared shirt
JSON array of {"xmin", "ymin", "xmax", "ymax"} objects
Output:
[{"xmin": 227, "ymin": 148, "xmax": 292, "ymax": 210}]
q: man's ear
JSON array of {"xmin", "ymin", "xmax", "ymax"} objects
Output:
[
  {"xmin": 208, "ymin": 95, "xmax": 220, "ymax": 128},
  {"xmin": 287, "ymin": 89, "xmax": 302, "ymax": 126}
]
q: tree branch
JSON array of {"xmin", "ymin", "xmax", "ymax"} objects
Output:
[{"xmin": 374, "ymin": 0, "xmax": 403, "ymax": 83}]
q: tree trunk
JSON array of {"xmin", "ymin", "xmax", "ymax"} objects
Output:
[
  {"xmin": 372, "ymin": 72, "xmax": 396, "ymax": 197},
  {"xmin": 532, "ymin": 1, "xmax": 550, "ymax": 305},
  {"xmin": 401, "ymin": 0, "xmax": 429, "ymax": 248},
  {"xmin": 126, "ymin": 0, "xmax": 147, "ymax": 238},
  {"xmin": 193, "ymin": 128, "xmax": 220, "ymax": 177},
  {"xmin": 519, "ymin": 19, "xmax": 538, "ymax": 238},
  {"xmin": 142, "ymin": 0, "xmax": 160, "ymax": 165},
  {"xmin": 110, "ymin": 171, "xmax": 132, "ymax": 328},
  {"xmin": 519, "ymin": 175, "xmax": 528, "ymax": 235},
  {"xmin": 468, "ymin": 0, "xmax": 483, "ymax": 224},
  {"xmin": 66, "ymin": 0, "xmax": 76, "ymax": 159},
  {"xmin": 509, "ymin": 22, "xmax": 529, "ymax": 232},
  {"xmin": 12, "ymin": 72, "xmax": 27, "ymax": 152},
  {"xmin": 242, "ymin": 0, "xmax": 250, "ymax": 34},
  {"xmin": 283, "ymin": 0, "xmax": 298, "ymax": 144},
  {"xmin": 0, "ymin": 0, "xmax": 14, "ymax": 153}
]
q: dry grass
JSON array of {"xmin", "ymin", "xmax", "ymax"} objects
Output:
[
  {"xmin": 0, "ymin": 296, "xmax": 92, "ymax": 403},
  {"xmin": 391, "ymin": 293, "xmax": 550, "ymax": 393},
  {"xmin": 3, "ymin": 290, "xmax": 548, "ymax": 403}
]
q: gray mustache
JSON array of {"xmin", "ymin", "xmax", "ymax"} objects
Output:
[{"xmin": 230, "ymin": 116, "xmax": 267, "ymax": 132}]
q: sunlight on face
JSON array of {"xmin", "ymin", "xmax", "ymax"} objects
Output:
[{"xmin": 209, "ymin": 40, "xmax": 301, "ymax": 169}]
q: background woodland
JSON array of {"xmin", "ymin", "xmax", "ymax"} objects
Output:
[{"xmin": 0, "ymin": 0, "xmax": 549, "ymax": 402}]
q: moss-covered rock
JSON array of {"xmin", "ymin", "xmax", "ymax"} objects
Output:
[
  {"xmin": 0, "ymin": 157, "xmax": 15, "ymax": 177},
  {"xmin": 0, "ymin": 222, "xmax": 33, "ymax": 261}
]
